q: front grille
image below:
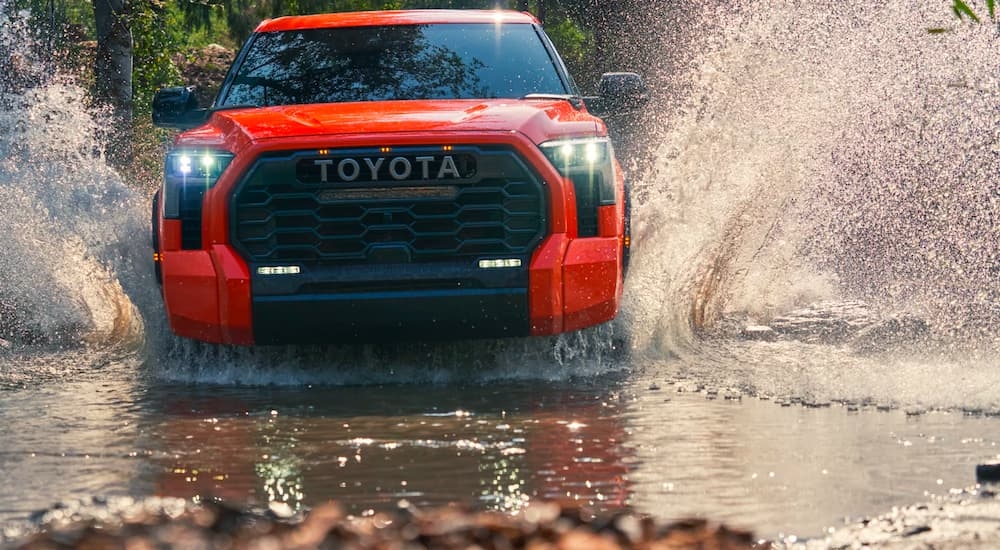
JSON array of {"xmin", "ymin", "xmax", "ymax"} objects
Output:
[{"xmin": 231, "ymin": 146, "xmax": 546, "ymax": 265}]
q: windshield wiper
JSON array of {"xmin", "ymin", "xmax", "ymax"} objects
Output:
[
  {"xmin": 210, "ymin": 103, "xmax": 263, "ymax": 112},
  {"xmin": 520, "ymin": 93, "xmax": 584, "ymax": 110}
]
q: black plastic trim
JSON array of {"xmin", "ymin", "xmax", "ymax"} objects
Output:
[{"xmin": 252, "ymin": 288, "xmax": 529, "ymax": 343}]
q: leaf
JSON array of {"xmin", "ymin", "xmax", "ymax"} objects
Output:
[
  {"xmin": 927, "ymin": 27, "xmax": 949, "ymax": 33},
  {"xmin": 989, "ymin": 0, "xmax": 997, "ymax": 19},
  {"xmin": 953, "ymin": 0, "xmax": 981, "ymax": 22}
]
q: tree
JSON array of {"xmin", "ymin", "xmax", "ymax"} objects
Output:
[{"xmin": 93, "ymin": 0, "xmax": 133, "ymax": 163}]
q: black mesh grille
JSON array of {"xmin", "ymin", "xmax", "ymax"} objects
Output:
[{"xmin": 231, "ymin": 147, "xmax": 546, "ymax": 265}]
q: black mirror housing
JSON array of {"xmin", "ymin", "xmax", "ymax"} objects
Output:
[{"xmin": 152, "ymin": 86, "xmax": 208, "ymax": 130}]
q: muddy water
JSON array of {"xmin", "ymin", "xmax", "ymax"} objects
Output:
[
  {"xmin": 1, "ymin": 352, "xmax": 999, "ymax": 541},
  {"xmin": 1, "ymin": 0, "xmax": 999, "ymax": 544}
]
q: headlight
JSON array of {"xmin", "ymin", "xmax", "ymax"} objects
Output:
[
  {"xmin": 539, "ymin": 137, "xmax": 617, "ymax": 237},
  {"xmin": 162, "ymin": 149, "xmax": 234, "ymax": 219}
]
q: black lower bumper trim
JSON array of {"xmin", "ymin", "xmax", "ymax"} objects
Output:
[{"xmin": 252, "ymin": 289, "xmax": 529, "ymax": 344}]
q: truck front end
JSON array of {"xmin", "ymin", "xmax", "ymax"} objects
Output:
[{"xmin": 152, "ymin": 10, "xmax": 640, "ymax": 345}]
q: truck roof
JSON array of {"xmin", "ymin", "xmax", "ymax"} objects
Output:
[{"xmin": 255, "ymin": 9, "xmax": 540, "ymax": 33}]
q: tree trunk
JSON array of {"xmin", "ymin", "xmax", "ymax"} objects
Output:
[{"xmin": 93, "ymin": 0, "xmax": 133, "ymax": 165}]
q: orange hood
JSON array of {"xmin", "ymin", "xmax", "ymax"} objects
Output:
[{"xmin": 174, "ymin": 99, "xmax": 604, "ymax": 153}]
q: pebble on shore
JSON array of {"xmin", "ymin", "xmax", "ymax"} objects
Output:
[{"xmin": 9, "ymin": 499, "xmax": 760, "ymax": 549}]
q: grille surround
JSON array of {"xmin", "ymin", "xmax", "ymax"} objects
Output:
[{"xmin": 230, "ymin": 146, "xmax": 547, "ymax": 267}]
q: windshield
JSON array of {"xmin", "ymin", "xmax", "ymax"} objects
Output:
[{"xmin": 218, "ymin": 22, "xmax": 572, "ymax": 107}]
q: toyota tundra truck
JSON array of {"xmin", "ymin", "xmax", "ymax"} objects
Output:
[{"xmin": 151, "ymin": 9, "xmax": 645, "ymax": 345}]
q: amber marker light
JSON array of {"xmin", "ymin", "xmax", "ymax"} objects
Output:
[
  {"xmin": 380, "ymin": 146, "xmax": 392, "ymax": 153},
  {"xmin": 442, "ymin": 145, "xmax": 454, "ymax": 152}
]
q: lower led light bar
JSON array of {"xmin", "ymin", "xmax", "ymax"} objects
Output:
[
  {"xmin": 257, "ymin": 266, "xmax": 301, "ymax": 275},
  {"xmin": 478, "ymin": 259, "xmax": 522, "ymax": 269}
]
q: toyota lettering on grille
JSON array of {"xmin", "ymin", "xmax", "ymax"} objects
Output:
[{"xmin": 297, "ymin": 154, "xmax": 476, "ymax": 184}]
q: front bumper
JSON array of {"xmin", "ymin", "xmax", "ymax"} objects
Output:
[
  {"xmin": 157, "ymin": 132, "xmax": 626, "ymax": 345},
  {"xmin": 159, "ymin": 233, "xmax": 622, "ymax": 345}
]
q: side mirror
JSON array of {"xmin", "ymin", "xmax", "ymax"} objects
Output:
[
  {"xmin": 152, "ymin": 86, "xmax": 207, "ymax": 130},
  {"xmin": 597, "ymin": 72, "xmax": 648, "ymax": 115}
]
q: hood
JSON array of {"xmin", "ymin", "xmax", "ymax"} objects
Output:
[{"xmin": 175, "ymin": 99, "xmax": 603, "ymax": 152}]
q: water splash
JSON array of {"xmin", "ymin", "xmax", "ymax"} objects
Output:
[
  {"xmin": 2, "ymin": 0, "xmax": 996, "ymax": 399},
  {"xmin": 0, "ymin": 7, "xmax": 146, "ymax": 359},
  {"xmin": 623, "ymin": 0, "xmax": 999, "ymax": 407}
]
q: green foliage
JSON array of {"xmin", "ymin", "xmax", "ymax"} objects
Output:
[
  {"xmin": 930, "ymin": 0, "xmax": 998, "ymax": 32},
  {"xmin": 543, "ymin": 16, "xmax": 592, "ymax": 82},
  {"xmin": 132, "ymin": 1, "xmax": 183, "ymax": 115},
  {"xmin": 952, "ymin": 0, "xmax": 996, "ymax": 21},
  {"xmin": 166, "ymin": 0, "xmax": 235, "ymax": 49},
  {"xmin": 953, "ymin": 0, "xmax": 981, "ymax": 21},
  {"xmin": 173, "ymin": 0, "xmax": 517, "ymax": 45}
]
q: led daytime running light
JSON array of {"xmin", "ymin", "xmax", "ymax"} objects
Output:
[
  {"xmin": 162, "ymin": 149, "xmax": 234, "ymax": 219},
  {"xmin": 166, "ymin": 150, "xmax": 234, "ymax": 179},
  {"xmin": 539, "ymin": 137, "xmax": 618, "ymax": 210},
  {"xmin": 540, "ymin": 137, "xmax": 611, "ymax": 172}
]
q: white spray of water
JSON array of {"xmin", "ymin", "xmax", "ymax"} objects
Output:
[
  {"xmin": 623, "ymin": 0, "xmax": 1000, "ymax": 408},
  {"xmin": 0, "ymin": 8, "xmax": 146, "ymax": 360}
]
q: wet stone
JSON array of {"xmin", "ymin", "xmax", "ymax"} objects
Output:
[
  {"xmin": 742, "ymin": 324, "xmax": 777, "ymax": 341},
  {"xmin": 850, "ymin": 315, "xmax": 930, "ymax": 353},
  {"xmin": 901, "ymin": 524, "xmax": 932, "ymax": 537},
  {"xmin": 676, "ymin": 381, "xmax": 702, "ymax": 393},
  {"xmin": 767, "ymin": 301, "xmax": 875, "ymax": 344}
]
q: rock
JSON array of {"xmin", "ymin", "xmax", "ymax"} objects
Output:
[
  {"xmin": 851, "ymin": 315, "xmax": 930, "ymax": 353},
  {"xmin": 742, "ymin": 324, "xmax": 777, "ymax": 341},
  {"xmin": 768, "ymin": 301, "xmax": 875, "ymax": 344},
  {"xmin": 5, "ymin": 499, "xmax": 758, "ymax": 549},
  {"xmin": 676, "ymin": 381, "xmax": 702, "ymax": 393},
  {"xmin": 901, "ymin": 524, "xmax": 932, "ymax": 537}
]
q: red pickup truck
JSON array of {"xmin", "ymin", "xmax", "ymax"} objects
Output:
[{"xmin": 151, "ymin": 9, "xmax": 645, "ymax": 345}]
